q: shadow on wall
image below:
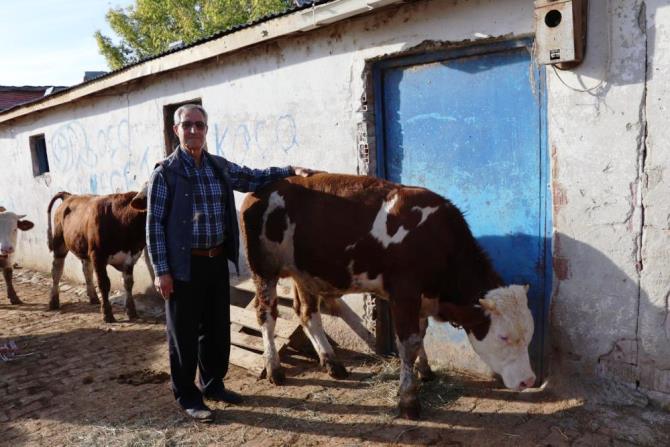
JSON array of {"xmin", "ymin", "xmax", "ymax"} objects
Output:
[
  {"xmin": 425, "ymin": 230, "xmax": 670, "ymax": 407},
  {"xmin": 424, "ymin": 233, "xmax": 551, "ymax": 381},
  {"xmin": 549, "ymin": 232, "xmax": 670, "ymax": 406}
]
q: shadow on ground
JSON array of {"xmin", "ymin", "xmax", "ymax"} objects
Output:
[{"xmin": 2, "ymin": 270, "xmax": 669, "ymax": 446}]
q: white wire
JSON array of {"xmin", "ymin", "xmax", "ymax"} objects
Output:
[{"xmin": 550, "ymin": 0, "xmax": 612, "ymax": 94}]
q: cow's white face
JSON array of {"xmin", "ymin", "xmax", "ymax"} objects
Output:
[
  {"xmin": 0, "ymin": 212, "xmax": 34, "ymax": 263},
  {"xmin": 467, "ymin": 285, "xmax": 536, "ymax": 391}
]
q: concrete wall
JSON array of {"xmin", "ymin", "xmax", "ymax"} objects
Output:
[
  {"xmin": 1, "ymin": 0, "xmax": 668, "ymax": 403},
  {"xmin": 639, "ymin": 0, "xmax": 670, "ymax": 404},
  {"xmin": 547, "ymin": 0, "xmax": 670, "ymax": 405}
]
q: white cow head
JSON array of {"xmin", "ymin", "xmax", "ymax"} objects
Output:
[
  {"xmin": 437, "ymin": 284, "xmax": 536, "ymax": 390},
  {"xmin": 468, "ymin": 285, "xmax": 536, "ymax": 390},
  {"xmin": 0, "ymin": 211, "xmax": 35, "ymax": 263}
]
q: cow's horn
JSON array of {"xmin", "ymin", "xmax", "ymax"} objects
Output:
[{"xmin": 478, "ymin": 298, "xmax": 498, "ymax": 314}]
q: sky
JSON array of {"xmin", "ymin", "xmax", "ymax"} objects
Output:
[{"xmin": 0, "ymin": 0, "xmax": 134, "ymax": 87}]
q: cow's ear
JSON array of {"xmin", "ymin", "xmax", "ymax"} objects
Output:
[
  {"xmin": 18, "ymin": 220, "xmax": 34, "ymax": 231},
  {"xmin": 131, "ymin": 183, "xmax": 148, "ymax": 211},
  {"xmin": 130, "ymin": 192, "xmax": 147, "ymax": 211},
  {"xmin": 0, "ymin": 206, "xmax": 5, "ymax": 212},
  {"xmin": 439, "ymin": 301, "xmax": 489, "ymax": 330},
  {"xmin": 130, "ymin": 197, "xmax": 147, "ymax": 211}
]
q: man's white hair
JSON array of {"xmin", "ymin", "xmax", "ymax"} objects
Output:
[{"xmin": 174, "ymin": 104, "xmax": 208, "ymax": 125}]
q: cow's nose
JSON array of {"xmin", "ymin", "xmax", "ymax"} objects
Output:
[
  {"xmin": 519, "ymin": 375, "xmax": 536, "ymax": 389},
  {"xmin": 0, "ymin": 246, "xmax": 13, "ymax": 256}
]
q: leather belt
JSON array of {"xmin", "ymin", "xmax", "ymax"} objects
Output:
[{"xmin": 191, "ymin": 244, "xmax": 224, "ymax": 258}]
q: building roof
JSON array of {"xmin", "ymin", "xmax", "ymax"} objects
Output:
[
  {"xmin": 0, "ymin": 86, "xmax": 68, "ymax": 112},
  {"xmin": 84, "ymin": 0, "xmax": 332, "ymax": 83},
  {"xmin": 0, "ymin": 0, "xmax": 403, "ymax": 124}
]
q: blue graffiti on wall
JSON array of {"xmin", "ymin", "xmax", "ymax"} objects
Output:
[
  {"xmin": 213, "ymin": 114, "xmax": 298, "ymax": 163},
  {"xmin": 50, "ymin": 119, "xmax": 154, "ymax": 195},
  {"xmin": 51, "ymin": 121, "xmax": 98, "ymax": 172},
  {"xmin": 96, "ymin": 120, "xmax": 130, "ymax": 159}
]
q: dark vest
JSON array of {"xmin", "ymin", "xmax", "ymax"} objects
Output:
[{"xmin": 155, "ymin": 149, "xmax": 240, "ymax": 281}]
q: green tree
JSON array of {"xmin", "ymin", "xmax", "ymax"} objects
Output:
[{"xmin": 95, "ymin": 0, "xmax": 294, "ymax": 70}]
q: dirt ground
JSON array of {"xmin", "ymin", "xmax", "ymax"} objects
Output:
[{"xmin": 1, "ymin": 267, "xmax": 669, "ymax": 447}]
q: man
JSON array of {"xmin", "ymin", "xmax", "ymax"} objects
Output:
[{"xmin": 146, "ymin": 104, "xmax": 314, "ymax": 422}]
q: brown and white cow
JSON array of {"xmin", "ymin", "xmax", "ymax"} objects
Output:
[
  {"xmin": 0, "ymin": 210, "xmax": 34, "ymax": 304},
  {"xmin": 46, "ymin": 186, "xmax": 148, "ymax": 323},
  {"xmin": 240, "ymin": 173, "xmax": 536, "ymax": 419}
]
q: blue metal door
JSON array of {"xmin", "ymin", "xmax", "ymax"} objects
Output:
[{"xmin": 374, "ymin": 40, "xmax": 551, "ymax": 376}]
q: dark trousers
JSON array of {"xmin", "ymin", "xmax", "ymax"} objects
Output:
[{"xmin": 166, "ymin": 254, "xmax": 230, "ymax": 408}]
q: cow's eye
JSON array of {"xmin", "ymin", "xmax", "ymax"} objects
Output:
[{"xmin": 499, "ymin": 335, "xmax": 509, "ymax": 342}]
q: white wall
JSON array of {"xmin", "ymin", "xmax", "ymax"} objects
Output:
[
  {"xmin": 631, "ymin": 0, "xmax": 670, "ymax": 400},
  {"xmin": 546, "ymin": 0, "xmax": 670, "ymax": 404},
  {"xmin": 1, "ymin": 0, "xmax": 668, "ymax": 402}
]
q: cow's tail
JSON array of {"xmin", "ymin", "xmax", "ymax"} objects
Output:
[{"xmin": 47, "ymin": 192, "xmax": 70, "ymax": 252}]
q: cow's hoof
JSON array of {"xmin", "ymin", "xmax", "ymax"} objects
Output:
[
  {"xmin": 103, "ymin": 313, "xmax": 116, "ymax": 323},
  {"xmin": 417, "ymin": 367, "xmax": 435, "ymax": 382},
  {"xmin": 9, "ymin": 294, "xmax": 23, "ymax": 305},
  {"xmin": 126, "ymin": 310, "xmax": 138, "ymax": 320},
  {"xmin": 398, "ymin": 400, "xmax": 421, "ymax": 420},
  {"xmin": 268, "ymin": 368, "xmax": 285, "ymax": 385},
  {"xmin": 89, "ymin": 297, "xmax": 101, "ymax": 305},
  {"xmin": 325, "ymin": 360, "xmax": 349, "ymax": 380},
  {"xmin": 48, "ymin": 299, "xmax": 60, "ymax": 310}
]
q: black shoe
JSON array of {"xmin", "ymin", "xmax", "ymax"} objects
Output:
[
  {"xmin": 183, "ymin": 403, "xmax": 213, "ymax": 422},
  {"xmin": 204, "ymin": 388, "xmax": 243, "ymax": 404}
]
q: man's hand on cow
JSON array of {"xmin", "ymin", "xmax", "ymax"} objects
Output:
[
  {"xmin": 292, "ymin": 166, "xmax": 320, "ymax": 177},
  {"xmin": 155, "ymin": 274, "xmax": 174, "ymax": 300}
]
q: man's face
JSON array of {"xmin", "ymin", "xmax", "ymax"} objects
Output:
[{"xmin": 174, "ymin": 109, "xmax": 207, "ymax": 152}]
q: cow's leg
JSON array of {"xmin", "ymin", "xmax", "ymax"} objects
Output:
[
  {"xmin": 295, "ymin": 286, "xmax": 347, "ymax": 379},
  {"xmin": 49, "ymin": 252, "xmax": 67, "ymax": 310},
  {"xmin": 254, "ymin": 275, "xmax": 283, "ymax": 384},
  {"xmin": 123, "ymin": 265, "xmax": 138, "ymax": 320},
  {"xmin": 415, "ymin": 317, "xmax": 435, "ymax": 381},
  {"xmin": 3, "ymin": 267, "xmax": 22, "ymax": 305},
  {"xmin": 81, "ymin": 259, "xmax": 100, "ymax": 304},
  {"xmin": 92, "ymin": 255, "xmax": 115, "ymax": 323},
  {"xmin": 391, "ymin": 297, "xmax": 422, "ymax": 420}
]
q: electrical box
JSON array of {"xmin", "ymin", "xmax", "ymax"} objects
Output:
[{"xmin": 534, "ymin": 0, "xmax": 588, "ymax": 68}]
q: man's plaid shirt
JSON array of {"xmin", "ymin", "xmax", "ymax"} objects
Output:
[{"xmin": 147, "ymin": 148, "xmax": 292, "ymax": 276}]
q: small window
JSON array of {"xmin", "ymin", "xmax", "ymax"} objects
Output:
[
  {"xmin": 29, "ymin": 134, "xmax": 49, "ymax": 176},
  {"xmin": 163, "ymin": 99, "xmax": 202, "ymax": 156}
]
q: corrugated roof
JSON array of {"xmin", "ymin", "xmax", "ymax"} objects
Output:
[{"xmin": 1, "ymin": 0, "xmax": 408, "ymax": 123}]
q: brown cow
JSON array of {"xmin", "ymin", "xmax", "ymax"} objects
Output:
[
  {"xmin": 47, "ymin": 186, "xmax": 148, "ymax": 322},
  {"xmin": 0, "ymin": 210, "xmax": 35, "ymax": 304},
  {"xmin": 241, "ymin": 173, "xmax": 536, "ymax": 419}
]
